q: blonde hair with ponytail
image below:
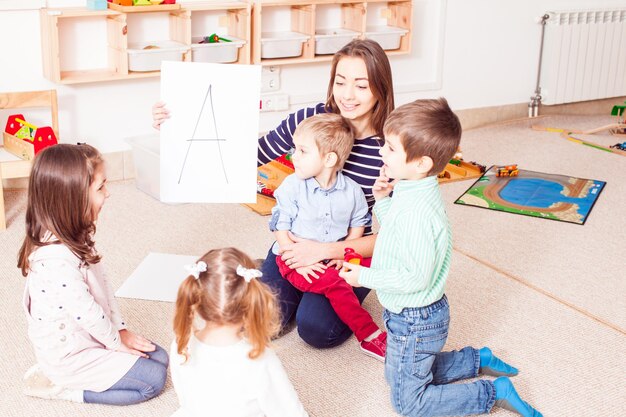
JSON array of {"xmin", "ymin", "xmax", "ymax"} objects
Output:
[{"xmin": 173, "ymin": 248, "xmax": 280, "ymax": 361}]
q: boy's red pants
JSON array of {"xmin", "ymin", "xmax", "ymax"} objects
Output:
[{"xmin": 276, "ymin": 256, "xmax": 379, "ymax": 342}]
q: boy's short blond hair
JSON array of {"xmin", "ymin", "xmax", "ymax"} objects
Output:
[
  {"xmin": 384, "ymin": 98, "xmax": 462, "ymax": 176},
  {"xmin": 294, "ymin": 113, "xmax": 355, "ymax": 169}
]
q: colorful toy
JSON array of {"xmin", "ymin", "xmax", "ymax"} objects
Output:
[
  {"xmin": 610, "ymin": 101, "xmax": 626, "ymax": 135},
  {"xmin": 343, "ymin": 248, "xmax": 363, "ymax": 272},
  {"xmin": 343, "ymin": 248, "xmax": 363, "ymax": 265},
  {"xmin": 243, "ymin": 154, "xmax": 294, "ymax": 214},
  {"xmin": 438, "ymin": 153, "xmax": 486, "ymax": 184},
  {"xmin": 256, "ymin": 181, "xmax": 275, "ymax": 197},
  {"xmin": 532, "ymin": 100, "xmax": 626, "ymax": 153},
  {"xmin": 4, "ymin": 114, "xmax": 58, "ymax": 160},
  {"xmin": 276, "ymin": 152, "xmax": 294, "ymax": 169},
  {"xmin": 532, "ymin": 125, "xmax": 626, "ymax": 156},
  {"xmin": 495, "ymin": 164, "xmax": 519, "ymax": 177},
  {"xmin": 609, "ymin": 141, "xmax": 626, "ymax": 151},
  {"xmin": 199, "ymin": 33, "xmax": 232, "ymax": 44}
]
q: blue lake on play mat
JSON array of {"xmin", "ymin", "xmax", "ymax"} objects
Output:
[{"xmin": 499, "ymin": 178, "xmax": 603, "ymax": 215}]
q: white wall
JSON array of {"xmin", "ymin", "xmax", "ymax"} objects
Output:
[{"xmin": 0, "ymin": 0, "xmax": 624, "ymax": 152}]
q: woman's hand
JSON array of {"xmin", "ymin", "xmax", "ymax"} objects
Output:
[
  {"xmin": 339, "ymin": 263, "xmax": 363, "ymax": 287},
  {"xmin": 117, "ymin": 329, "xmax": 155, "ymax": 357},
  {"xmin": 279, "ymin": 233, "xmax": 329, "ymax": 269},
  {"xmin": 152, "ymin": 101, "xmax": 170, "ymax": 130},
  {"xmin": 372, "ymin": 166, "xmax": 397, "ymax": 201}
]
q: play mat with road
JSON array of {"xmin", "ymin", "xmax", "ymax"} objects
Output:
[{"xmin": 454, "ymin": 166, "xmax": 605, "ymax": 225}]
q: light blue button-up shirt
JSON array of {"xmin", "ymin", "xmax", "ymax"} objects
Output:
[{"xmin": 269, "ymin": 172, "xmax": 371, "ymax": 255}]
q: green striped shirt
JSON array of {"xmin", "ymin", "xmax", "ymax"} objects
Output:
[{"xmin": 359, "ymin": 176, "xmax": 452, "ymax": 313}]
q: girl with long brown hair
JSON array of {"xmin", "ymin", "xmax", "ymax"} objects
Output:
[
  {"xmin": 170, "ymin": 247, "xmax": 307, "ymax": 417},
  {"xmin": 19, "ymin": 144, "xmax": 167, "ymax": 405}
]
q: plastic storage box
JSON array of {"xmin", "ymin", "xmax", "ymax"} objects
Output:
[
  {"xmin": 314, "ymin": 29, "xmax": 359, "ymax": 55},
  {"xmin": 126, "ymin": 134, "xmax": 160, "ymax": 200},
  {"xmin": 127, "ymin": 41, "xmax": 189, "ymax": 72},
  {"xmin": 364, "ymin": 26, "xmax": 408, "ymax": 50},
  {"xmin": 260, "ymin": 31, "xmax": 310, "ymax": 59},
  {"xmin": 191, "ymin": 36, "xmax": 246, "ymax": 63}
]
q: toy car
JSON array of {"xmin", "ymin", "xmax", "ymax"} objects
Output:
[{"xmin": 495, "ymin": 164, "xmax": 519, "ymax": 177}]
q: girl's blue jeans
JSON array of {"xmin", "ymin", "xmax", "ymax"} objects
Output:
[
  {"xmin": 384, "ymin": 295, "xmax": 496, "ymax": 417},
  {"xmin": 83, "ymin": 343, "xmax": 168, "ymax": 405},
  {"xmin": 261, "ymin": 248, "xmax": 371, "ymax": 348}
]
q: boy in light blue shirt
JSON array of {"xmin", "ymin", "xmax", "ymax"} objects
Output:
[
  {"xmin": 269, "ymin": 113, "xmax": 387, "ymax": 361},
  {"xmin": 341, "ymin": 99, "xmax": 542, "ymax": 417}
]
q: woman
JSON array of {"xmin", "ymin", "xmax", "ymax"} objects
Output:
[{"xmin": 152, "ymin": 39, "xmax": 395, "ymax": 349}]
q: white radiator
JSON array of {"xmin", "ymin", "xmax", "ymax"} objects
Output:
[{"xmin": 540, "ymin": 9, "xmax": 626, "ymax": 105}]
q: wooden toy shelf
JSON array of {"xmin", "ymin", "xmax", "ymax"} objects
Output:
[
  {"xmin": 41, "ymin": 0, "xmax": 411, "ymax": 83},
  {"xmin": 40, "ymin": 2, "xmax": 251, "ymax": 85},
  {"xmin": 252, "ymin": 0, "xmax": 412, "ymax": 65}
]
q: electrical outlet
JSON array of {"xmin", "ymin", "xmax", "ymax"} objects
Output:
[
  {"xmin": 261, "ymin": 66, "xmax": 280, "ymax": 92},
  {"xmin": 260, "ymin": 94, "xmax": 289, "ymax": 112}
]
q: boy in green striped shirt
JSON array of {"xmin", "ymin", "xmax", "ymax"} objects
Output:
[{"xmin": 340, "ymin": 99, "xmax": 542, "ymax": 417}]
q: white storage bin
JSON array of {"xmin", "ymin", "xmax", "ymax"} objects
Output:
[
  {"xmin": 126, "ymin": 134, "xmax": 160, "ymax": 200},
  {"xmin": 364, "ymin": 26, "xmax": 408, "ymax": 50},
  {"xmin": 261, "ymin": 31, "xmax": 310, "ymax": 59},
  {"xmin": 191, "ymin": 36, "xmax": 246, "ymax": 63},
  {"xmin": 127, "ymin": 40, "xmax": 189, "ymax": 72},
  {"xmin": 315, "ymin": 28, "xmax": 359, "ymax": 55}
]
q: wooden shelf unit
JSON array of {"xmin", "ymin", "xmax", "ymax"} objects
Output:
[
  {"xmin": 252, "ymin": 0, "xmax": 411, "ymax": 65},
  {"xmin": 40, "ymin": 2, "xmax": 252, "ymax": 84},
  {"xmin": 40, "ymin": 0, "xmax": 411, "ymax": 82}
]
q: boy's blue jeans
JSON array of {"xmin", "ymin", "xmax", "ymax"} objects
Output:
[{"xmin": 384, "ymin": 295, "xmax": 496, "ymax": 417}]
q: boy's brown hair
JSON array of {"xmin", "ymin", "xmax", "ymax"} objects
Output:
[
  {"xmin": 294, "ymin": 113, "xmax": 355, "ymax": 169},
  {"xmin": 18, "ymin": 144, "xmax": 105, "ymax": 276},
  {"xmin": 173, "ymin": 247, "xmax": 280, "ymax": 361},
  {"xmin": 383, "ymin": 98, "xmax": 462, "ymax": 176}
]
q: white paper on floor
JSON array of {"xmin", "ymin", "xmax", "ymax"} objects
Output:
[{"xmin": 116, "ymin": 252, "xmax": 199, "ymax": 302}]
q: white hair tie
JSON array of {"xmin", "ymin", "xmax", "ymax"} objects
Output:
[
  {"xmin": 236, "ymin": 265, "xmax": 262, "ymax": 283},
  {"xmin": 185, "ymin": 261, "xmax": 207, "ymax": 279}
]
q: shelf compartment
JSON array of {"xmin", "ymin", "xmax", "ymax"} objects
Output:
[
  {"xmin": 260, "ymin": 31, "xmax": 310, "ymax": 59},
  {"xmin": 188, "ymin": 4, "xmax": 252, "ymax": 64},
  {"xmin": 191, "ymin": 36, "xmax": 246, "ymax": 63},
  {"xmin": 41, "ymin": 8, "xmax": 130, "ymax": 84},
  {"xmin": 253, "ymin": 3, "xmax": 315, "ymax": 63},
  {"xmin": 314, "ymin": 28, "xmax": 359, "ymax": 54}
]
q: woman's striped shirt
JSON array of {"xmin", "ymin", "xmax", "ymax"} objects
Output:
[{"xmin": 258, "ymin": 103, "xmax": 384, "ymax": 235}]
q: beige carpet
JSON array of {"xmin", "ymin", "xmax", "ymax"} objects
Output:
[{"xmin": 1, "ymin": 114, "xmax": 624, "ymax": 417}]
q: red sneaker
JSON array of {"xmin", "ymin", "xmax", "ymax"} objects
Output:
[{"xmin": 360, "ymin": 331, "xmax": 387, "ymax": 362}]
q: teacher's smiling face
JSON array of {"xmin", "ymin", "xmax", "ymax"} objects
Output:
[{"xmin": 332, "ymin": 57, "xmax": 377, "ymax": 127}]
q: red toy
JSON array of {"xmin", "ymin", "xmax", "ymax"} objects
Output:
[
  {"xmin": 276, "ymin": 152, "xmax": 294, "ymax": 169},
  {"xmin": 4, "ymin": 114, "xmax": 58, "ymax": 160},
  {"xmin": 343, "ymin": 248, "xmax": 363, "ymax": 271}
]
